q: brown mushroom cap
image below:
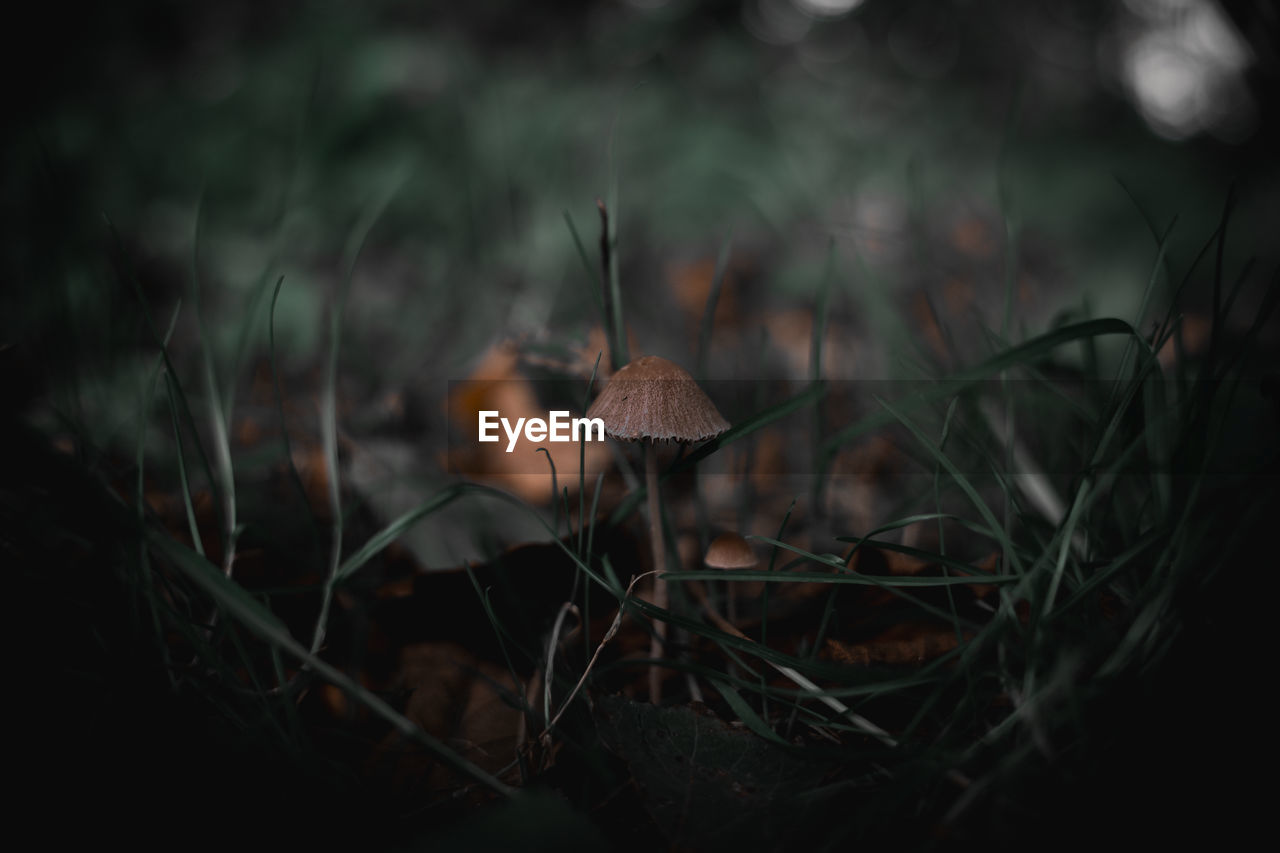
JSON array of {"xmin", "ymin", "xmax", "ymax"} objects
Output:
[
  {"xmin": 585, "ymin": 355, "xmax": 730, "ymax": 443},
  {"xmin": 704, "ymin": 532, "xmax": 759, "ymax": 570}
]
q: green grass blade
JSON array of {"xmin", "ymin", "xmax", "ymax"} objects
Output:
[
  {"xmin": 267, "ymin": 275, "xmax": 320, "ymax": 550},
  {"xmin": 604, "ymin": 114, "xmax": 628, "ymax": 369},
  {"xmin": 873, "ymin": 395, "xmax": 1024, "ymax": 576},
  {"xmin": 164, "ymin": 370, "xmax": 205, "ymax": 559},
  {"xmin": 760, "ymin": 497, "xmax": 796, "ymax": 718},
  {"xmin": 696, "ymin": 228, "xmax": 734, "ymax": 380},
  {"xmin": 666, "ymin": 566, "xmax": 1018, "ymax": 588},
  {"xmin": 562, "ymin": 209, "xmax": 605, "ymax": 315},
  {"xmin": 711, "ymin": 679, "xmax": 790, "ymax": 746},
  {"xmin": 822, "ymin": 318, "xmax": 1136, "ymax": 458},
  {"xmin": 311, "ymin": 174, "xmax": 404, "ymax": 654},
  {"xmin": 146, "ymin": 527, "xmax": 516, "ymax": 798},
  {"xmin": 335, "ymin": 482, "xmax": 615, "ymax": 600},
  {"xmin": 110, "ymin": 216, "xmax": 225, "ymax": 539},
  {"xmin": 188, "ymin": 192, "xmax": 238, "ymax": 577}
]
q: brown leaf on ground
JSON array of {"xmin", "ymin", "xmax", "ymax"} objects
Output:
[
  {"xmin": 366, "ymin": 641, "xmax": 526, "ymax": 796},
  {"xmin": 824, "ymin": 622, "xmax": 964, "ymax": 666}
]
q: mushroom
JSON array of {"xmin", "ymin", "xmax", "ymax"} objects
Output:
[
  {"xmin": 704, "ymin": 532, "xmax": 758, "ymax": 628},
  {"xmin": 704, "ymin": 531, "xmax": 758, "ymax": 571},
  {"xmin": 586, "ymin": 355, "xmax": 730, "ymax": 702}
]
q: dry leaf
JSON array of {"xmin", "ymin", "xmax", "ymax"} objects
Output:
[
  {"xmin": 824, "ymin": 622, "xmax": 964, "ymax": 666},
  {"xmin": 367, "ymin": 641, "xmax": 525, "ymax": 796}
]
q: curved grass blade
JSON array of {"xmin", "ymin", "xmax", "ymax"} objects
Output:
[
  {"xmin": 146, "ymin": 527, "xmax": 517, "ymax": 798},
  {"xmin": 267, "ymin": 276, "xmax": 319, "ymax": 551},
  {"xmin": 821, "ymin": 318, "xmax": 1136, "ymax": 458},
  {"xmin": 189, "ymin": 192, "xmax": 238, "ymax": 578},
  {"xmin": 711, "ymin": 678, "xmax": 790, "ymax": 746},
  {"xmin": 310, "ymin": 173, "xmax": 405, "ymax": 655},
  {"xmin": 163, "ymin": 371, "xmax": 205, "ymax": 559},
  {"xmin": 334, "ymin": 482, "xmax": 614, "ymax": 599},
  {"xmin": 695, "ymin": 228, "xmax": 735, "ymax": 381},
  {"xmin": 663, "ymin": 567, "xmax": 1018, "ymax": 588},
  {"xmin": 563, "ymin": 210, "xmax": 605, "ymax": 315},
  {"xmin": 110, "ymin": 216, "xmax": 225, "ymax": 540},
  {"xmin": 874, "ymin": 395, "xmax": 1024, "ymax": 576}
]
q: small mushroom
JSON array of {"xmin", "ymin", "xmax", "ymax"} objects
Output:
[
  {"xmin": 704, "ymin": 532, "xmax": 758, "ymax": 627},
  {"xmin": 703, "ymin": 532, "xmax": 759, "ymax": 571},
  {"xmin": 586, "ymin": 355, "xmax": 729, "ymax": 702}
]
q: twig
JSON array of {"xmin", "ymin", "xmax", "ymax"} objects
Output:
[
  {"xmin": 543, "ymin": 602, "xmax": 581, "ymax": 728},
  {"xmin": 540, "ymin": 571, "xmax": 659, "ymax": 741}
]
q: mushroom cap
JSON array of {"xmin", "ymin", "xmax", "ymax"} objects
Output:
[
  {"xmin": 704, "ymin": 532, "xmax": 759, "ymax": 570},
  {"xmin": 586, "ymin": 355, "xmax": 730, "ymax": 443}
]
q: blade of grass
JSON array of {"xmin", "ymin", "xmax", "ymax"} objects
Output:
[
  {"xmin": 578, "ymin": 352, "xmax": 601, "ymax": 560},
  {"xmin": 711, "ymin": 679, "xmax": 791, "ymax": 746},
  {"xmin": 310, "ymin": 173, "xmax": 404, "ymax": 655},
  {"xmin": 136, "ymin": 302, "xmax": 182, "ymax": 684},
  {"xmin": 1038, "ymin": 338, "xmax": 1165, "ymax": 618},
  {"xmin": 267, "ymin": 275, "xmax": 321, "ymax": 552},
  {"xmin": 664, "ymin": 567, "xmax": 1018, "ymax": 589},
  {"xmin": 838, "ymin": 512, "xmax": 960, "ymax": 563},
  {"xmin": 834, "ymin": 536, "xmax": 1007, "ymax": 579},
  {"xmin": 874, "ymin": 395, "xmax": 1025, "ymax": 576},
  {"xmin": 464, "ymin": 565, "xmax": 530, "ymax": 718},
  {"xmin": 562, "ymin": 210, "xmax": 605, "ymax": 316},
  {"xmin": 603, "ymin": 108, "xmax": 628, "ymax": 369},
  {"xmin": 583, "ymin": 470, "xmax": 605, "ymax": 660},
  {"xmin": 163, "ymin": 371, "xmax": 205, "ymax": 559},
  {"xmin": 188, "ymin": 192, "xmax": 239, "ymax": 578},
  {"xmin": 335, "ymin": 481, "xmax": 615, "ymax": 598},
  {"xmin": 759, "ymin": 497, "xmax": 796, "ymax": 719},
  {"xmin": 695, "ymin": 228, "xmax": 735, "ymax": 381},
  {"xmin": 692, "ymin": 583, "xmax": 900, "ymax": 747},
  {"xmin": 147, "ymin": 527, "xmax": 516, "ymax": 797},
  {"xmin": 542, "ymin": 570, "xmax": 658, "ymax": 737},
  {"xmin": 543, "ymin": 601, "xmax": 578, "ymax": 735},
  {"xmin": 821, "ymin": 318, "xmax": 1136, "ymax": 459},
  {"xmin": 537, "ymin": 447, "xmax": 561, "ymax": 535},
  {"xmin": 110, "ymin": 216, "xmax": 225, "ymax": 541}
]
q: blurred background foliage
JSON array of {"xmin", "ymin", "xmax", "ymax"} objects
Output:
[
  {"xmin": 7, "ymin": 0, "xmax": 1278, "ymax": 572},
  {"xmin": 6, "ymin": 0, "xmax": 1276, "ymax": 399}
]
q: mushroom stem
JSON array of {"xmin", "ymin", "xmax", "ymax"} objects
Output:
[{"xmin": 645, "ymin": 443, "xmax": 667, "ymax": 703}]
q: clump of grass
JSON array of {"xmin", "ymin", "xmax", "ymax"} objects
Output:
[
  {"xmin": 641, "ymin": 196, "xmax": 1277, "ymax": 842},
  {"xmin": 15, "ymin": 150, "xmax": 1275, "ymax": 849}
]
